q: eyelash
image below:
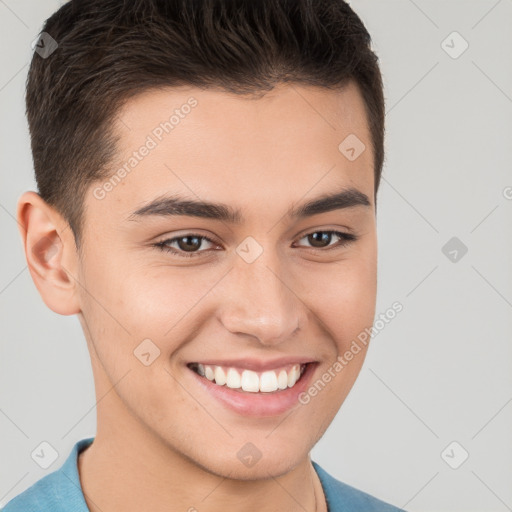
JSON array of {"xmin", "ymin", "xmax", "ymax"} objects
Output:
[{"xmin": 153, "ymin": 230, "xmax": 358, "ymax": 258}]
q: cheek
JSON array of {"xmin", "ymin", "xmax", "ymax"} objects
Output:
[
  {"xmin": 121, "ymin": 268, "xmax": 223, "ymax": 340},
  {"xmin": 83, "ymin": 250, "xmax": 202, "ymax": 330},
  {"xmin": 300, "ymin": 260, "xmax": 376, "ymax": 419},
  {"xmin": 80, "ymin": 233, "xmax": 376, "ymax": 368},
  {"xmin": 82, "ymin": 261, "xmax": 225, "ymax": 380},
  {"xmin": 306, "ymin": 252, "xmax": 377, "ymax": 347}
]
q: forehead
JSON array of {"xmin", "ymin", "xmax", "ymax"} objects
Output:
[{"xmin": 89, "ymin": 82, "xmax": 374, "ymax": 226}]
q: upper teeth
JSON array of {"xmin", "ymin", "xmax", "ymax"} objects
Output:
[{"xmin": 193, "ymin": 363, "xmax": 306, "ymax": 393}]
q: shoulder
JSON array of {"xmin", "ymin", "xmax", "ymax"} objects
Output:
[
  {"xmin": 312, "ymin": 460, "xmax": 406, "ymax": 512},
  {"xmin": 1, "ymin": 470, "xmax": 68, "ymax": 512},
  {"xmin": 1, "ymin": 438, "xmax": 93, "ymax": 512}
]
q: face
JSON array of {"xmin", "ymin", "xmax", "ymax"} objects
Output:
[{"xmin": 37, "ymin": 81, "xmax": 377, "ymax": 479}]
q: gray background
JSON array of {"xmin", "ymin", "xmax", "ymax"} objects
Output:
[{"xmin": 1, "ymin": 1, "xmax": 511, "ymax": 511}]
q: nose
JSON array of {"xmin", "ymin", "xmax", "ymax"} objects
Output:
[{"xmin": 216, "ymin": 252, "xmax": 307, "ymax": 346}]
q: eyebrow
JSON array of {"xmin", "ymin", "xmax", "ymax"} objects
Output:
[{"xmin": 127, "ymin": 187, "xmax": 371, "ymax": 223}]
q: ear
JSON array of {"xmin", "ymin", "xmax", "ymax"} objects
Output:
[{"xmin": 16, "ymin": 191, "xmax": 81, "ymax": 315}]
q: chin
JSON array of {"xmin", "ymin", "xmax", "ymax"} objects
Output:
[{"xmin": 189, "ymin": 444, "xmax": 307, "ymax": 481}]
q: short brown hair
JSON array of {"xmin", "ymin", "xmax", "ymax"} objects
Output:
[{"xmin": 26, "ymin": 0, "xmax": 385, "ymax": 249}]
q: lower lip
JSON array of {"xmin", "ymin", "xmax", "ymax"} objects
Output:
[{"xmin": 187, "ymin": 363, "xmax": 318, "ymax": 417}]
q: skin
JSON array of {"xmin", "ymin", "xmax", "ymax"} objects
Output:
[{"xmin": 17, "ymin": 81, "xmax": 377, "ymax": 512}]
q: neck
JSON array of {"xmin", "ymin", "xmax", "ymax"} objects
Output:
[{"xmin": 77, "ymin": 396, "xmax": 326, "ymax": 512}]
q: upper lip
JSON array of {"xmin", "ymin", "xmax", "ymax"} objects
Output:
[{"xmin": 187, "ymin": 357, "xmax": 316, "ymax": 372}]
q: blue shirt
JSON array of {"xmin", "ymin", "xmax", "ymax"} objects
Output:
[{"xmin": 2, "ymin": 437, "xmax": 405, "ymax": 511}]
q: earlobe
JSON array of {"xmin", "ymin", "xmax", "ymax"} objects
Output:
[{"xmin": 16, "ymin": 190, "xmax": 81, "ymax": 316}]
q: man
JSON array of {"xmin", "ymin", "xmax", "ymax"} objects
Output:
[{"xmin": 4, "ymin": 0, "xmax": 405, "ymax": 510}]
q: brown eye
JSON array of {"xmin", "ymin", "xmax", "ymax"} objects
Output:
[
  {"xmin": 296, "ymin": 230, "xmax": 357, "ymax": 250},
  {"xmin": 307, "ymin": 231, "xmax": 334, "ymax": 248},
  {"xmin": 176, "ymin": 235, "xmax": 202, "ymax": 252},
  {"xmin": 154, "ymin": 234, "xmax": 217, "ymax": 258}
]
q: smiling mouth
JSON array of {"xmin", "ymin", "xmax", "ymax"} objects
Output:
[{"xmin": 187, "ymin": 362, "xmax": 309, "ymax": 393}]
